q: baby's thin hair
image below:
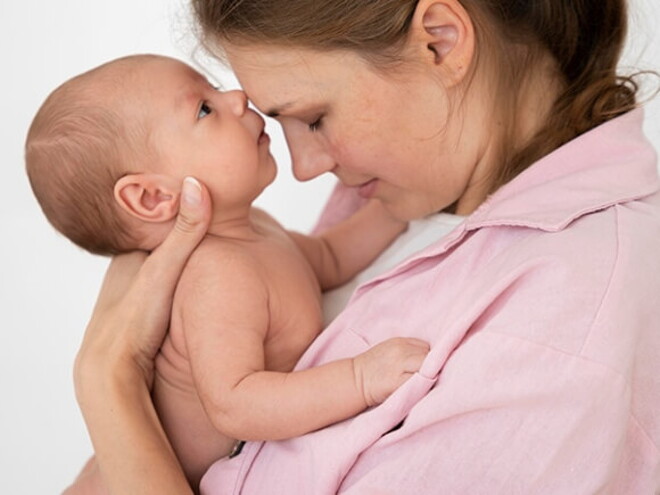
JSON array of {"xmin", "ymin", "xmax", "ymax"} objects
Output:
[{"xmin": 25, "ymin": 58, "xmax": 149, "ymax": 255}]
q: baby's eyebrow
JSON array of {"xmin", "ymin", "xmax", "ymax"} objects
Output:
[{"xmin": 175, "ymin": 90, "xmax": 199, "ymax": 111}]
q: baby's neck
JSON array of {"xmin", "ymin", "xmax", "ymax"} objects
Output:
[
  {"xmin": 206, "ymin": 205, "xmax": 263, "ymax": 242},
  {"xmin": 133, "ymin": 203, "xmax": 264, "ymax": 251}
]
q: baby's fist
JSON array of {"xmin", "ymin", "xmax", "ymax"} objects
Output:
[{"xmin": 353, "ymin": 337, "xmax": 430, "ymax": 407}]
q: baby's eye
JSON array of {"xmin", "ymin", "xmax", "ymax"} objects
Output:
[{"xmin": 198, "ymin": 102, "xmax": 212, "ymax": 119}]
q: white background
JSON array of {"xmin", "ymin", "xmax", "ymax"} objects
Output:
[{"xmin": 0, "ymin": 1, "xmax": 658, "ymax": 493}]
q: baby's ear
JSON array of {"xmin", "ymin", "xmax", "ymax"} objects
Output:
[{"xmin": 114, "ymin": 174, "xmax": 180, "ymax": 223}]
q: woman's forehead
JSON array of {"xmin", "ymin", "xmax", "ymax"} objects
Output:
[{"xmin": 224, "ymin": 44, "xmax": 361, "ymax": 110}]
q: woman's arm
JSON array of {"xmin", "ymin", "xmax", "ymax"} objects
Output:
[
  {"xmin": 72, "ymin": 177, "xmax": 212, "ymax": 495},
  {"xmin": 75, "ymin": 354, "xmax": 192, "ymax": 495}
]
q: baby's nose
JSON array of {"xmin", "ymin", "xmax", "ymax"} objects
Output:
[{"xmin": 223, "ymin": 90, "xmax": 248, "ymax": 116}]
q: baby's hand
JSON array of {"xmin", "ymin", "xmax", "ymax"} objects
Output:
[{"xmin": 353, "ymin": 338, "xmax": 430, "ymax": 407}]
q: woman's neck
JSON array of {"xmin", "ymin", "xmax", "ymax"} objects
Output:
[{"xmin": 453, "ymin": 55, "xmax": 563, "ymax": 215}]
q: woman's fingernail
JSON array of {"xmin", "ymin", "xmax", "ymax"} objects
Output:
[{"xmin": 182, "ymin": 177, "xmax": 202, "ymax": 206}]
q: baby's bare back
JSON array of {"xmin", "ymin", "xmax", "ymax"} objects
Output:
[{"xmin": 152, "ymin": 208, "xmax": 323, "ymax": 486}]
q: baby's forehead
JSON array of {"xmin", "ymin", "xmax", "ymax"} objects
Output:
[
  {"xmin": 113, "ymin": 56, "xmax": 209, "ymax": 99},
  {"xmin": 68, "ymin": 55, "xmax": 208, "ymax": 138},
  {"xmin": 58, "ymin": 58, "xmax": 145, "ymax": 111},
  {"xmin": 83, "ymin": 55, "xmax": 170, "ymax": 93},
  {"xmin": 84, "ymin": 58, "xmax": 168, "ymax": 107}
]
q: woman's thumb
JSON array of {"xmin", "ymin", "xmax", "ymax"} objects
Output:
[
  {"xmin": 175, "ymin": 176, "xmax": 210, "ymax": 236},
  {"xmin": 140, "ymin": 176, "xmax": 212, "ymax": 284}
]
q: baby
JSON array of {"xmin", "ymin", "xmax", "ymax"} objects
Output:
[{"xmin": 25, "ymin": 54, "xmax": 429, "ymax": 491}]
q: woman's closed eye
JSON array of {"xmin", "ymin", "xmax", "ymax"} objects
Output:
[
  {"xmin": 198, "ymin": 101, "xmax": 212, "ymax": 119},
  {"xmin": 308, "ymin": 116, "xmax": 323, "ymax": 132}
]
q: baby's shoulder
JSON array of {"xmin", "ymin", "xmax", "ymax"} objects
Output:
[
  {"xmin": 177, "ymin": 236, "xmax": 264, "ymax": 293},
  {"xmin": 249, "ymin": 206, "xmax": 280, "ymax": 225},
  {"xmin": 249, "ymin": 206, "xmax": 289, "ymax": 237},
  {"xmin": 172, "ymin": 239, "xmax": 269, "ymax": 322},
  {"xmin": 189, "ymin": 235, "xmax": 260, "ymax": 270}
]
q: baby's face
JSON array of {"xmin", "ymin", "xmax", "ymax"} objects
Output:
[{"xmin": 134, "ymin": 56, "xmax": 277, "ymax": 208}]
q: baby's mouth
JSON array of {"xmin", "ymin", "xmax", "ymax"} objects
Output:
[{"xmin": 258, "ymin": 129, "xmax": 270, "ymax": 144}]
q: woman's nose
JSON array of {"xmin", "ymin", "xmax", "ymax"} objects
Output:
[
  {"xmin": 222, "ymin": 90, "xmax": 248, "ymax": 117},
  {"xmin": 285, "ymin": 128, "xmax": 335, "ymax": 181}
]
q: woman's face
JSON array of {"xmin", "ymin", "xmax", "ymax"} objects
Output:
[{"xmin": 225, "ymin": 44, "xmax": 492, "ymax": 220}]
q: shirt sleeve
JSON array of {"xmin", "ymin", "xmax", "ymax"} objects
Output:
[{"xmin": 311, "ymin": 181, "xmax": 368, "ymax": 234}]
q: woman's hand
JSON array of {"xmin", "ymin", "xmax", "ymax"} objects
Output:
[
  {"xmin": 75, "ymin": 177, "xmax": 212, "ymax": 392},
  {"xmin": 73, "ymin": 177, "xmax": 211, "ymax": 495}
]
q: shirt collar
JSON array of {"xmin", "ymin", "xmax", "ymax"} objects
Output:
[{"xmin": 465, "ymin": 108, "xmax": 659, "ymax": 232}]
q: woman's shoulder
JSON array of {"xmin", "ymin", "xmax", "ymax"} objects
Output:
[
  {"xmin": 492, "ymin": 186, "xmax": 660, "ymax": 275},
  {"xmin": 457, "ymin": 194, "xmax": 660, "ymax": 369}
]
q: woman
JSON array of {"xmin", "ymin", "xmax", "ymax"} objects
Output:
[{"xmin": 72, "ymin": 0, "xmax": 660, "ymax": 493}]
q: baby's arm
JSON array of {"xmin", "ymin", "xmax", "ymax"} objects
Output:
[
  {"xmin": 287, "ymin": 199, "xmax": 406, "ymax": 290},
  {"xmin": 179, "ymin": 246, "xmax": 428, "ymax": 442}
]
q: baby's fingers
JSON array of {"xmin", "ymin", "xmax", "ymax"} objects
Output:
[
  {"xmin": 397, "ymin": 338, "xmax": 430, "ymax": 372},
  {"xmin": 399, "ymin": 337, "xmax": 431, "ymax": 352},
  {"xmin": 356, "ymin": 338, "xmax": 430, "ymax": 406}
]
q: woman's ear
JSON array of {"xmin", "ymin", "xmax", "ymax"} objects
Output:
[
  {"xmin": 409, "ymin": 0, "xmax": 475, "ymax": 86},
  {"xmin": 114, "ymin": 174, "xmax": 180, "ymax": 223}
]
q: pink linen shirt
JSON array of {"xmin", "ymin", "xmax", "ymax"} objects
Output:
[{"xmin": 201, "ymin": 110, "xmax": 660, "ymax": 494}]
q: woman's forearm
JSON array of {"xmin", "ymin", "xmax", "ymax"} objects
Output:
[
  {"xmin": 72, "ymin": 178, "xmax": 212, "ymax": 494},
  {"xmin": 77, "ymin": 364, "xmax": 193, "ymax": 495}
]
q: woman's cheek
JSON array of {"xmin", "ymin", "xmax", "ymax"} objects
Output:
[{"xmin": 326, "ymin": 131, "xmax": 363, "ymax": 172}]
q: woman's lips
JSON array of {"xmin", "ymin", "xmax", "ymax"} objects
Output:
[{"xmin": 358, "ymin": 179, "xmax": 378, "ymax": 199}]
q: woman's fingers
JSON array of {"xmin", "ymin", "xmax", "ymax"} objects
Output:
[{"xmin": 92, "ymin": 251, "xmax": 148, "ymax": 313}]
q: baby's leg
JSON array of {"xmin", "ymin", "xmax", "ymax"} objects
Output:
[{"xmin": 61, "ymin": 456, "xmax": 108, "ymax": 495}]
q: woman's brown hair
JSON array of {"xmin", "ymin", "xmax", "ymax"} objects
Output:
[{"xmin": 192, "ymin": 0, "xmax": 640, "ymax": 191}]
